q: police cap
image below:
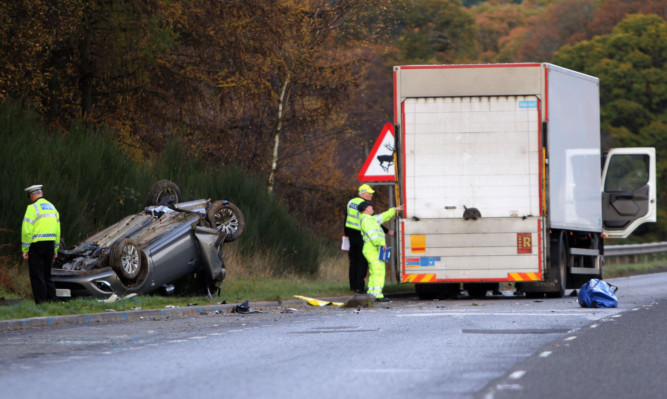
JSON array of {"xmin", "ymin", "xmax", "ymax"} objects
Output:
[
  {"xmin": 24, "ymin": 184, "xmax": 43, "ymax": 194},
  {"xmin": 358, "ymin": 184, "xmax": 375, "ymax": 195}
]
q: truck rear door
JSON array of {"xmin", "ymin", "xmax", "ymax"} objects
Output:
[
  {"xmin": 399, "ymin": 95, "xmax": 543, "ymax": 283},
  {"xmin": 601, "ymin": 148, "xmax": 657, "ymax": 238}
]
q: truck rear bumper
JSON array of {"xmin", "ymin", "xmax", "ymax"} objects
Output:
[{"xmin": 399, "ymin": 217, "xmax": 543, "ymax": 282}]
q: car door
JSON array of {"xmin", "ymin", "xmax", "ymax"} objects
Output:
[{"xmin": 602, "ymin": 148, "xmax": 657, "ymax": 238}]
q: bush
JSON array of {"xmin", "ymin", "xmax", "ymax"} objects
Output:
[{"xmin": 0, "ymin": 100, "xmax": 321, "ymax": 298}]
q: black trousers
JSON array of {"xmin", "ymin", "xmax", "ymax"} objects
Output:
[
  {"xmin": 345, "ymin": 227, "xmax": 368, "ymax": 292},
  {"xmin": 28, "ymin": 241, "xmax": 56, "ymax": 304}
]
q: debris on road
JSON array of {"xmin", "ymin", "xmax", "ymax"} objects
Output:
[
  {"xmin": 99, "ymin": 293, "xmax": 137, "ymax": 303},
  {"xmin": 293, "ymin": 295, "xmax": 343, "ymax": 307},
  {"xmin": 231, "ymin": 300, "xmax": 262, "ymax": 314},
  {"xmin": 342, "ymin": 295, "xmax": 373, "ymax": 309}
]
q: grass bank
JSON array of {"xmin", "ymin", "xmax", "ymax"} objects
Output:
[
  {"xmin": 0, "ymin": 249, "xmax": 413, "ymax": 321},
  {"xmin": 1, "ymin": 255, "xmax": 665, "ymax": 321}
]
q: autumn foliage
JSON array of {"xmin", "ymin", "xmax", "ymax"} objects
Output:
[{"xmin": 1, "ymin": 0, "xmax": 665, "ymax": 241}]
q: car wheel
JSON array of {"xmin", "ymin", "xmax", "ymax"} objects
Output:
[
  {"xmin": 145, "ymin": 180, "xmax": 182, "ymax": 206},
  {"xmin": 109, "ymin": 239, "xmax": 144, "ymax": 282},
  {"xmin": 207, "ymin": 201, "xmax": 245, "ymax": 242}
]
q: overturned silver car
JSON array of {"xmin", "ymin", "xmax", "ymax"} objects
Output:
[{"xmin": 52, "ymin": 181, "xmax": 245, "ymax": 298}]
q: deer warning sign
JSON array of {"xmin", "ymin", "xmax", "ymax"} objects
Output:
[{"xmin": 358, "ymin": 123, "xmax": 395, "ymax": 182}]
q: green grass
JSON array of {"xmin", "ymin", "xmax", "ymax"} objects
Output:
[
  {"xmin": 604, "ymin": 258, "xmax": 667, "ymax": 278},
  {"xmin": 0, "ymin": 249, "xmax": 417, "ymax": 321},
  {"xmin": 0, "ymin": 281, "xmax": 413, "ymax": 321},
  {"xmin": 3, "ymin": 258, "xmax": 665, "ymax": 322}
]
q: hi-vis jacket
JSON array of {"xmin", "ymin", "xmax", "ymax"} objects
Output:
[
  {"xmin": 345, "ymin": 197, "xmax": 365, "ymax": 231},
  {"xmin": 360, "ymin": 208, "xmax": 397, "ymax": 250},
  {"xmin": 21, "ymin": 198, "xmax": 60, "ymax": 254}
]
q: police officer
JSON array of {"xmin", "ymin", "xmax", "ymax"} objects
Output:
[
  {"xmin": 21, "ymin": 185, "xmax": 60, "ymax": 304},
  {"xmin": 344, "ymin": 184, "xmax": 375, "ymax": 293},
  {"xmin": 358, "ymin": 200, "xmax": 402, "ymax": 302}
]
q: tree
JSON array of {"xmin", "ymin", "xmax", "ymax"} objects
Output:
[
  {"xmin": 395, "ymin": 0, "xmax": 478, "ymax": 64},
  {"xmin": 470, "ymin": 0, "xmax": 529, "ymax": 61},
  {"xmin": 554, "ymin": 14, "xmax": 667, "ymax": 240},
  {"xmin": 589, "ymin": 0, "xmax": 667, "ymax": 36},
  {"xmin": 491, "ymin": 0, "xmax": 596, "ymax": 62},
  {"xmin": 120, "ymin": 0, "xmax": 402, "ymax": 237},
  {"xmin": 0, "ymin": 0, "xmax": 179, "ymax": 126}
]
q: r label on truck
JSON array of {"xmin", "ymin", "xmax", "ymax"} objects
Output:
[{"xmin": 517, "ymin": 233, "xmax": 532, "ymax": 253}]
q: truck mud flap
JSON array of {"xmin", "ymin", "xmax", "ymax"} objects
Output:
[{"xmin": 515, "ymin": 280, "xmax": 559, "ymax": 293}]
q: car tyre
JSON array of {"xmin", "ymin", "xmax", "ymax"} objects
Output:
[
  {"xmin": 145, "ymin": 180, "xmax": 182, "ymax": 206},
  {"xmin": 109, "ymin": 239, "xmax": 145, "ymax": 282},
  {"xmin": 207, "ymin": 201, "xmax": 245, "ymax": 242}
]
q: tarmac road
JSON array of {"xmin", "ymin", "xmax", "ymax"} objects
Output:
[
  {"xmin": 480, "ymin": 299, "xmax": 667, "ymax": 399},
  {"xmin": 479, "ymin": 274, "xmax": 667, "ymax": 399},
  {"xmin": 1, "ymin": 272, "xmax": 665, "ymax": 399}
]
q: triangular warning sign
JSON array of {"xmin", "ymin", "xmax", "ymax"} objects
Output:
[{"xmin": 358, "ymin": 123, "xmax": 395, "ymax": 182}]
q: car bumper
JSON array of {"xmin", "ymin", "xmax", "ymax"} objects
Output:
[{"xmin": 52, "ymin": 268, "xmax": 125, "ymax": 298}]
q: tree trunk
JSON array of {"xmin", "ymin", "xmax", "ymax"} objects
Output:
[
  {"xmin": 267, "ymin": 75, "xmax": 290, "ymax": 194},
  {"xmin": 78, "ymin": 27, "xmax": 94, "ymax": 120}
]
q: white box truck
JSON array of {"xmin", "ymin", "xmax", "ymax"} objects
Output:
[{"xmin": 393, "ymin": 63, "xmax": 656, "ymax": 298}]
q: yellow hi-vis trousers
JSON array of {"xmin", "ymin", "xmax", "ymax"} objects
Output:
[{"xmin": 363, "ymin": 246, "xmax": 385, "ymax": 299}]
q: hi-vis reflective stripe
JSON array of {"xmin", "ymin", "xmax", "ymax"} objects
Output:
[
  {"xmin": 403, "ymin": 274, "xmax": 436, "ymax": 283},
  {"xmin": 508, "ymin": 272, "xmax": 542, "ymax": 281},
  {"xmin": 33, "ymin": 233, "xmax": 57, "ymax": 240}
]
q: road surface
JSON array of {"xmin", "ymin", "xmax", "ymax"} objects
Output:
[{"xmin": 1, "ymin": 273, "xmax": 665, "ymax": 399}]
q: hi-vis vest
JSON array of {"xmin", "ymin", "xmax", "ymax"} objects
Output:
[
  {"xmin": 345, "ymin": 197, "xmax": 365, "ymax": 231},
  {"xmin": 21, "ymin": 198, "xmax": 60, "ymax": 254},
  {"xmin": 361, "ymin": 208, "xmax": 397, "ymax": 247}
]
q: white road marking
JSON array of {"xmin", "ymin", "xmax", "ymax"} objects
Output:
[
  {"xmin": 398, "ymin": 312, "xmax": 595, "ymax": 317},
  {"xmin": 496, "ymin": 383, "xmax": 523, "ymax": 390},
  {"xmin": 509, "ymin": 370, "xmax": 526, "ymax": 379},
  {"xmin": 354, "ymin": 368, "xmax": 427, "ymax": 373}
]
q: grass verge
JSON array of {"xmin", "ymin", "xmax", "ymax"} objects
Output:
[
  {"xmin": 0, "ymin": 248, "xmax": 413, "ymax": 321},
  {"xmin": 1, "ymin": 255, "xmax": 664, "ymax": 322},
  {"xmin": 604, "ymin": 259, "xmax": 667, "ymax": 278}
]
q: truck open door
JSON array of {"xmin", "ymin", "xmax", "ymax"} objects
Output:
[{"xmin": 601, "ymin": 148, "xmax": 657, "ymax": 238}]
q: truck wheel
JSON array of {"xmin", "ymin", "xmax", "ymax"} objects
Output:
[
  {"xmin": 145, "ymin": 180, "xmax": 182, "ymax": 206},
  {"xmin": 109, "ymin": 239, "xmax": 145, "ymax": 283},
  {"xmin": 546, "ymin": 236, "xmax": 568, "ymax": 298},
  {"xmin": 415, "ymin": 283, "xmax": 460, "ymax": 300},
  {"xmin": 465, "ymin": 283, "xmax": 498, "ymax": 298},
  {"xmin": 207, "ymin": 201, "xmax": 245, "ymax": 242},
  {"xmin": 465, "ymin": 286, "xmax": 488, "ymax": 298},
  {"xmin": 439, "ymin": 283, "xmax": 462, "ymax": 299},
  {"xmin": 415, "ymin": 283, "xmax": 437, "ymax": 300}
]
